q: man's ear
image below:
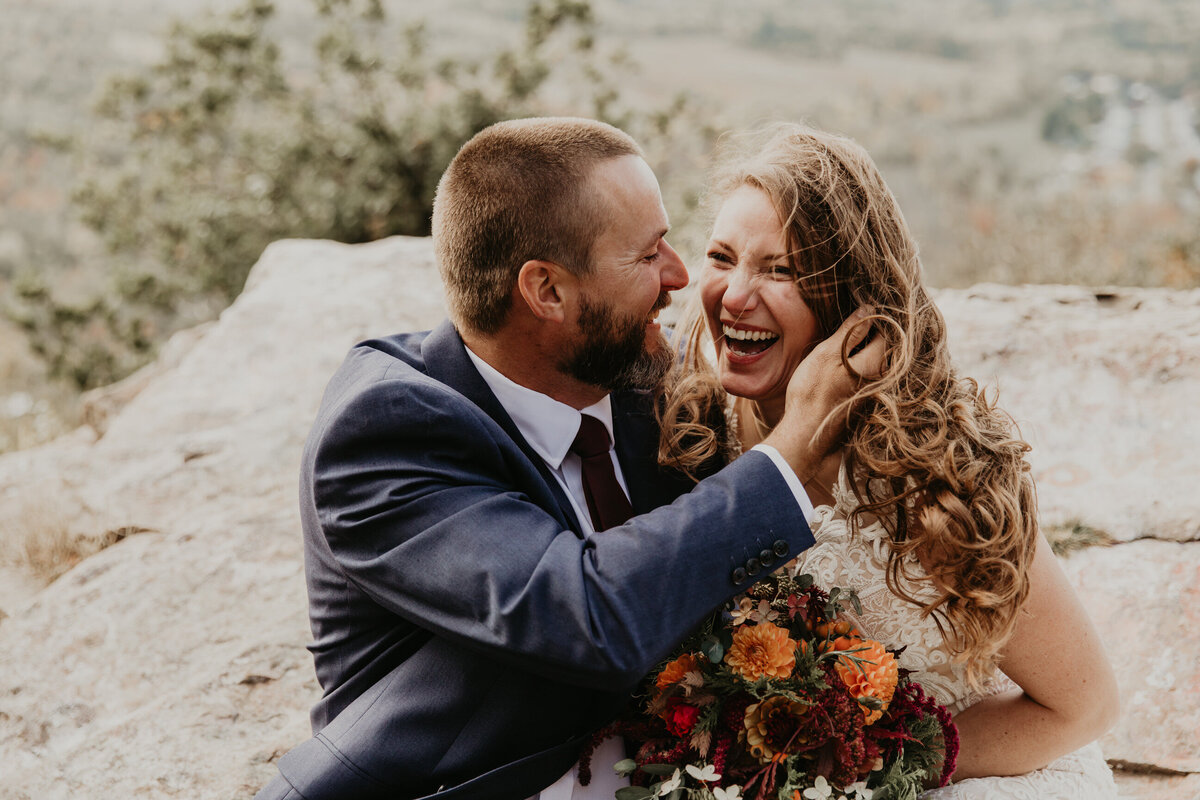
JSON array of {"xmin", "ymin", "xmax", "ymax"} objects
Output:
[{"xmin": 516, "ymin": 260, "xmax": 575, "ymax": 323}]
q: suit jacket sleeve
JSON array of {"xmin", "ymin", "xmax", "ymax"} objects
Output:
[{"xmin": 309, "ymin": 372, "xmax": 813, "ymax": 693}]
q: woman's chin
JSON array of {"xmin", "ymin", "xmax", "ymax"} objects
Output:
[{"xmin": 718, "ymin": 375, "xmax": 780, "ymax": 406}]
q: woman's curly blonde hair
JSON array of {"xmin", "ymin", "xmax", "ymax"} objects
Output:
[{"xmin": 658, "ymin": 123, "xmax": 1039, "ymax": 682}]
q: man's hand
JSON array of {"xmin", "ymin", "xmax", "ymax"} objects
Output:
[{"xmin": 762, "ymin": 306, "xmax": 885, "ymax": 485}]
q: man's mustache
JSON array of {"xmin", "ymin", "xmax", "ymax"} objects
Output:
[{"xmin": 652, "ymin": 292, "xmax": 671, "ymax": 315}]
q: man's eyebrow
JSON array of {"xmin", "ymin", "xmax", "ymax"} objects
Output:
[{"xmin": 639, "ymin": 228, "xmax": 670, "ymax": 252}]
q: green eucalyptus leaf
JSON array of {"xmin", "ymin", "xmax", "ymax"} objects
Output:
[
  {"xmin": 700, "ymin": 634, "xmax": 724, "ymax": 664},
  {"xmin": 615, "ymin": 787, "xmax": 656, "ymax": 800},
  {"xmin": 640, "ymin": 763, "xmax": 679, "ymax": 776},
  {"xmin": 613, "ymin": 758, "xmax": 638, "ymax": 777}
]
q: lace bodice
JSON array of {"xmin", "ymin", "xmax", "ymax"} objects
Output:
[
  {"xmin": 784, "ymin": 463, "xmax": 1116, "ymax": 799},
  {"xmin": 785, "ymin": 465, "xmax": 1016, "ymax": 715}
]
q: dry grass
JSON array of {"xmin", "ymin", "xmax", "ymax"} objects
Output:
[
  {"xmin": 1044, "ymin": 520, "xmax": 1117, "ymax": 557},
  {"xmin": 0, "ymin": 522, "xmax": 88, "ymax": 584},
  {"xmin": 0, "ymin": 494, "xmax": 148, "ymax": 585}
]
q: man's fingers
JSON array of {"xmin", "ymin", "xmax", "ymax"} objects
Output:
[
  {"xmin": 835, "ymin": 305, "xmax": 886, "ymax": 381},
  {"xmin": 848, "ymin": 333, "xmax": 886, "ymax": 381},
  {"xmin": 839, "ymin": 305, "xmax": 875, "ymax": 353}
]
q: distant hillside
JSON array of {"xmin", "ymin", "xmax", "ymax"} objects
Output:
[{"xmin": 1, "ymin": 0, "xmax": 1198, "ymax": 453}]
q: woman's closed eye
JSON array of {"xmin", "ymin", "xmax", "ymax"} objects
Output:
[
  {"xmin": 706, "ymin": 250, "xmax": 734, "ymax": 267},
  {"xmin": 767, "ymin": 264, "xmax": 793, "ymax": 279}
]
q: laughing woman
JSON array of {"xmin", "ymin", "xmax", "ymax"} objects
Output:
[{"xmin": 659, "ymin": 123, "xmax": 1120, "ymax": 798}]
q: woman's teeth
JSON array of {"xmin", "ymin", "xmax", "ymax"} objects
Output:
[
  {"xmin": 722, "ymin": 324, "xmax": 779, "ymax": 356},
  {"xmin": 723, "ymin": 324, "xmax": 779, "ymax": 342}
]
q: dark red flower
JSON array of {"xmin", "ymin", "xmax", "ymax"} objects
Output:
[{"xmin": 664, "ymin": 702, "xmax": 701, "ymax": 737}]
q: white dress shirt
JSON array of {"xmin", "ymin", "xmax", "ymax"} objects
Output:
[{"xmin": 463, "ymin": 346, "xmax": 815, "ymax": 799}]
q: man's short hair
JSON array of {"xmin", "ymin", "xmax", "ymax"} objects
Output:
[{"xmin": 432, "ymin": 117, "xmax": 642, "ymax": 335}]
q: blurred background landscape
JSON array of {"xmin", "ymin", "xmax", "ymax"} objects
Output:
[{"xmin": 2, "ymin": 0, "xmax": 1199, "ymax": 456}]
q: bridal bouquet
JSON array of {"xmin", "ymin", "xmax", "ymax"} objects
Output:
[{"xmin": 582, "ymin": 573, "xmax": 958, "ymax": 800}]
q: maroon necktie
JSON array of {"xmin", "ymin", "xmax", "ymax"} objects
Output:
[{"xmin": 570, "ymin": 415, "xmax": 634, "ymax": 531}]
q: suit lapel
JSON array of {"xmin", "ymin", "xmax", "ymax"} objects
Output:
[
  {"xmin": 611, "ymin": 389, "xmax": 694, "ymax": 515},
  {"xmin": 420, "ymin": 320, "xmax": 585, "ymax": 535}
]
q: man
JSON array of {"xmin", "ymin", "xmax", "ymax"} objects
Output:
[{"xmin": 255, "ymin": 117, "xmax": 881, "ymax": 800}]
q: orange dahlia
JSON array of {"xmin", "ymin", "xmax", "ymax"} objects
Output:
[
  {"xmin": 743, "ymin": 695, "xmax": 814, "ymax": 762},
  {"xmin": 656, "ymin": 652, "xmax": 702, "ymax": 691},
  {"xmin": 724, "ymin": 623, "xmax": 798, "ymax": 681},
  {"xmin": 834, "ymin": 639, "xmax": 899, "ymax": 724}
]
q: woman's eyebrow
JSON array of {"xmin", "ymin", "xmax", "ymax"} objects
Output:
[{"xmin": 706, "ymin": 239, "xmax": 789, "ymax": 265}]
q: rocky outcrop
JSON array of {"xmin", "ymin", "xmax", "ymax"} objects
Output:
[
  {"xmin": 0, "ymin": 239, "xmax": 1195, "ymax": 798},
  {"xmin": 0, "ymin": 237, "xmax": 446, "ymax": 799},
  {"xmin": 937, "ymin": 285, "xmax": 1200, "ymax": 545},
  {"xmin": 1065, "ymin": 540, "xmax": 1200, "ymax": 772}
]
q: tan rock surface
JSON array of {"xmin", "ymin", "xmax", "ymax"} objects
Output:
[
  {"xmin": 0, "ymin": 237, "xmax": 446, "ymax": 799},
  {"xmin": 0, "ymin": 239, "xmax": 1196, "ymax": 797},
  {"xmin": 1058, "ymin": 540, "xmax": 1200, "ymax": 771},
  {"xmin": 1107, "ymin": 770, "xmax": 1200, "ymax": 800},
  {"xmin": 937, "ymin": 285, "xmax": 1200, "ymax": 544}
]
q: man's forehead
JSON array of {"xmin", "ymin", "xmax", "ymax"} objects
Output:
[
  {"xmin": 589, "ymin": 157, "xmax": 668, "ymax": 243},
  {"xmin": 589, "ymin": 155, "xmax": 660, "ymax": 200}
]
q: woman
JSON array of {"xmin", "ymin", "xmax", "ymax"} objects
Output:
[{"xmin": 659, "ymin": 123, "xmax": 1120, "ymax": 797}]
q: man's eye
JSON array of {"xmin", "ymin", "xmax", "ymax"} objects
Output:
[{"xmin": 642, "ymin": 251, "xmax": 661, "ymax": 263}]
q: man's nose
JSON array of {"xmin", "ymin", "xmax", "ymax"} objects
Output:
[{"xmin": 658, "ymin": 239, "xmax": 689, "ymax": 291}]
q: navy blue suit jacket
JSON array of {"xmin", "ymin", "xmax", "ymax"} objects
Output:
[{"xmin": 260, "ymin": 320, "xmax": 814, "ymax": 799}]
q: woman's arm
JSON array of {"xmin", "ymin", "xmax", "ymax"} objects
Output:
[{"xmin": 948, "ymin": 533, "xmax": 1120, "ymax": 780}]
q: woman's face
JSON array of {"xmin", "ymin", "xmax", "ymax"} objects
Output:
[{"xmin": 700, "ymin": 184, "xmax": 820, "ymax": 423}]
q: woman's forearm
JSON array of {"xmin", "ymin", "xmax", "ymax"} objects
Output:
[
  {"xmin": 948, "ymin": 686, "xmax": 1118, "ymax": 781},
  {"xmin": 944, "ymin": 533, "xmax": 1120, "ymax": 782}
]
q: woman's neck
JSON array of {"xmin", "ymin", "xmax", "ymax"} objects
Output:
[
  {"xmin": 757, "ymin": 396, "xmax": 785, "ymax": 431},
  {"xmin": 739, "ymin": 396, "xmax": 841, "ymax": 507}
]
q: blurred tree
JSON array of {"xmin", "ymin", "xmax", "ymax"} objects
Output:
[{"xmin": 9, "ymin": 0, "xmax": 704, "ymax": 389}]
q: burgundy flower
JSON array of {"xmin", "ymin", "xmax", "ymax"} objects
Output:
[{"xmin": 665, "ymin": 702, "xmax": 701, "ymax": 737}]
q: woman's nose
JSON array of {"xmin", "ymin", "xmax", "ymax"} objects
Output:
[{"xmin": 721, "ymin": 267, "xmax": 759, "ymax": 314}]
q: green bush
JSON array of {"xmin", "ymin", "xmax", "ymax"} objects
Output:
[{"xmin": 10, "ymin": 0, "xmax": 703, "ymax": 390}]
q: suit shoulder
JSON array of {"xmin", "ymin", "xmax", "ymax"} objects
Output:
[{"xmin": 313, "ymin": 331, "xmax": 485, "ymax": 439}]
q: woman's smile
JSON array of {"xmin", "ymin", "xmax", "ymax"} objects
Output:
[{"xmin": 721, "ymin": 323, "xmax": 780, "ymax": 360}]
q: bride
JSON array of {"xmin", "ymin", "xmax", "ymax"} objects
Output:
[{"xmin": 657, "ymin": 123, "xmax": 1120, "ymax": 797}]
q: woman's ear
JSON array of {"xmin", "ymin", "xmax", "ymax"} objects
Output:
[{"xmin": 516, "ymin": 259, "xmax": 575, "ymax": 323}]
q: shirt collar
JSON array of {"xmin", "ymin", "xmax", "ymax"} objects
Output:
[{"xmin": 464, "ymin": 346, "xmax": 615, "ymax": 469}]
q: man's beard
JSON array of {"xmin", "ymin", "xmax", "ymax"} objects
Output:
[{"xmin": 559, "ymin": 291, "xmax": 674, "ymax": 392}]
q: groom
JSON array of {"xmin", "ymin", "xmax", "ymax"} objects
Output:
[{"xmin": 255, "ymin": 117, "xmax": 880, "ymax": 800}]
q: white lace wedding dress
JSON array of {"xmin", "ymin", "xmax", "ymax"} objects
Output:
[{"xmin": 788, "ymin": 466, "xmax": 1118, "ymax": 799}]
